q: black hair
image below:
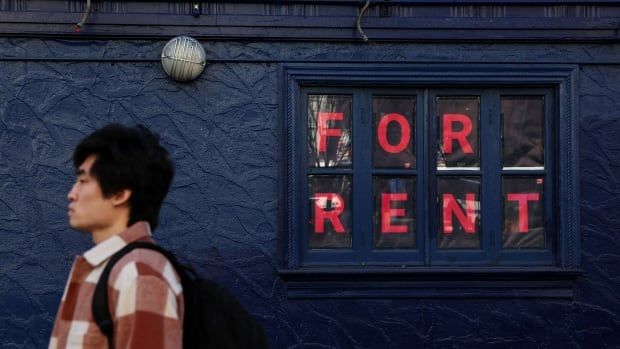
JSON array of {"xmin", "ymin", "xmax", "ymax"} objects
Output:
[{"xmin": 73, "ymin": 123, "xmax": 174, "ymax": 230}]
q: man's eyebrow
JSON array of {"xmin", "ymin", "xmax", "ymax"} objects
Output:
[{"xmin": 75, "ymin": 169, "xmax": 86, "ymax": 176}]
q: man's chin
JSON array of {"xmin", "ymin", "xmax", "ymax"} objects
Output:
[{"xmin": 68, "ymin": 221, "xmax": 90, "ymax": 234}]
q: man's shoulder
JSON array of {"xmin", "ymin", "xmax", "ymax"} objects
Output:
[{"xmin": 106, "ymin": 243, "xmax": 183, "ymax": 294}]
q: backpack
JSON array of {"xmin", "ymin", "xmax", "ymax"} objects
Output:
[{"xmin": 92, "ymin": 241, "xmax": 270, "ymax": 349}]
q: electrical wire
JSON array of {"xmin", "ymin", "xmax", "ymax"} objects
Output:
[
  {"xmin": 356, "ymin": 0, "xmax": 371, "ymax": 42},
  {"xmin": 75, "ymin": 0, "xmax": 92, "ymax": 32}
]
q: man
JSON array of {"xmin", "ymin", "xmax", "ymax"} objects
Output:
[{"xmin": 49, "ymin": 124, "xmax": 182, "ymax": 349}]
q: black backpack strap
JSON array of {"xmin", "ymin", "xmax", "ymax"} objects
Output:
[{"xmin": 92, "ymin": 241, "xmax": 183, "ymax": 349}]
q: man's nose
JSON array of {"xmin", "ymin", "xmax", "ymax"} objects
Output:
[{"xmin": 67, "ymin": 185, "xmax": 77, "ymax": 201}]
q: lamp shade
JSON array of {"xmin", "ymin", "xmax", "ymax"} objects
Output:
[{"xmin": 161, "ymin": 36, "xmax": 206, "ymax": 82}]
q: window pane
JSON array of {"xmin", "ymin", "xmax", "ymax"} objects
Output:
[
  {"xmin": 373, "ymin": 96, "xmax": 416, "ymax": 168},
  {"xmin": 308, "ymin": 95, "xmax": 352, "ymax": 168},
  {"xmin": 438, "ymin": 177, "xmax": 481, "ymax": 249},
  {"xmin": 373, "ymin": 177, "xmax": 416, "ymax": 249},
  {"xmin": 502, "ymin": 96, "xmax": 545, "ymax": 167},
  {"xmin": 502, "ymin": 177, "xmax": 545, "ymax": 249},
  {"xmin": 308, "ymin": 175, "xmax": 352, "ymax": 249},
  {"xmin": 437, "ymin": 97, "xmax": 480, "ymax": 168}
]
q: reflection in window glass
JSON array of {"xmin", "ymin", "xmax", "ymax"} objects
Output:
[
  {"xmin": 373, "ymin": 177, "xmax": 416, "ymax": 249},
  {"xmin": 437, "ymin": 97, "xmax": 480, "ymax": 168},
  {"xmin": 308, "ymin": 175, "xmax": 352, "ymax": 249},
  {"xmin": 438, "ymin": 177, "xmax": 481, "ymax": 249},
  {"xmin": 502, "ymin": 97, "xmax": 545, "ymax": 167},
  {"xmin": 373, "ymin": 97, "xmax": 416, "ymax": 168},
  {"xmin": 308, "ymin": 95, "xmax": 352, "ymax": 168},
  {"xmin": 503, "ymin": 177, "xmax": 545, "ymax": 249}
]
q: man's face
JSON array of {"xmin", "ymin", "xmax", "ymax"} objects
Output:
[{"xmin": 67, "ymin": 155, "xmax": 118, "ymax": 233}]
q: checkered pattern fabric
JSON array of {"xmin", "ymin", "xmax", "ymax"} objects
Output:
[{"xmin": 49, "ymin": 222, "xmax": 184, "ymax": 349}]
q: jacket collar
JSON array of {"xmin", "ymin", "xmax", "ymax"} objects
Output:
[{"xmin": 83, "ymin": 221, "xmax": 152, "ymax": 267}]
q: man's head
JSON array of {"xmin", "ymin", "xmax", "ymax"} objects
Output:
[{"xmin": 67, "ymin": 124, "xmax": 174, "ymax": 237}]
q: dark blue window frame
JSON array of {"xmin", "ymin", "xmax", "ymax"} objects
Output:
[{"xmin": 279, "ymin": 64, "xmax": 581, "ymax": 299}]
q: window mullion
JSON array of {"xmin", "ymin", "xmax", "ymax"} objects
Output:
[
  {"xmin": 421, "ymin": 89, "xmax": 430, "ymax": 266},
  {"xmin": 354, "ymin": 90, "xmax": 372, "ymax": 265},
  {"xmin": 482, "ymin": 91, "xmax": 502, "ymax": 264},
  {"xmin": 427, "ymin": 90, "xmax": 438, "ymax": 264}
]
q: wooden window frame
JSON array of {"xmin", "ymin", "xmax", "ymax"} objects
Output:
[{"xmin": 278, "ymin": 63, "xmax": 581, "ymax": 299}]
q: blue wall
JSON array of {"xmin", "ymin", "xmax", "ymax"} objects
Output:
[{"xmin": 1, "ymin": 37, "xmax": 619, "ymax": 348}]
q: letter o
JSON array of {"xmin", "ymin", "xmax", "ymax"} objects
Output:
[{"xmin": 377, "ymin": 113, "xmax": 411, "ymax": 154}]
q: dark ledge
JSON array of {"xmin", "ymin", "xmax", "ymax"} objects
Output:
[
  {"xmin": 278, "ymin": 268, "xmax": 582, "ymax": 299},
  {"xmin": 0, "ymin": 2, "xmax": 618, "ymax": 42}
]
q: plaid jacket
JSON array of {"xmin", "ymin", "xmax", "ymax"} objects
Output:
[{"xmin": 49, "ymin": 222, "xmax": 184, "ymax": 349}]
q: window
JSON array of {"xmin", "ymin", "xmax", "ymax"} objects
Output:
[
  {"xmin": 301, "ymin": 88, "xmax": 555, "ymax": 266},
  {"xmin": 280, "ymin": 64, "xmax": 580, "ymax": 298}
]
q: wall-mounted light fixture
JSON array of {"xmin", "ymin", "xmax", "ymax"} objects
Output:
[{"xmin": 161, "ymin": 36, "xmax": 206, "ymax": 82}]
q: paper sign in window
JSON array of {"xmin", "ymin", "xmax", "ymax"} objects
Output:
[
  {"xmin": 438, "ymin": 177, "xmax": 481, "ymax": 249},
  {"xmin": 308, "ymin": 175, "xmax": 352, "ymax": 249},
  {"xmin": 373, "ymin": 97, "xmax": 416, "ymax": 168},
  {"xmin": 373, "ymin": 177, "xmax": 416, "ymax": 249},
  {"xmin": 502, "ymin": 177, "xmax": 545, "ymax": 249},
  {"xmin": 308, "ymin": 95, "xmax": 352, "ymax": 168},
  {"xmin": 437, "ymin": 97, "xmax": 480, "ymax": 168}
]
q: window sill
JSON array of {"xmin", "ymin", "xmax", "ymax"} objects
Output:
[{"xmin": 277, "ymin": 267, "xmax": 582, "ymax": 299}]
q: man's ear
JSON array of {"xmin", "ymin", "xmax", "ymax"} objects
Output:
[{"xmin": 111, "ymin": 189, "xmax": 132, "ymax": 207}]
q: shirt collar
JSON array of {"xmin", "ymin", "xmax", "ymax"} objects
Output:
[{"xmin": 83, "ymin": 221, "xmax": 152, "ymax": 267}]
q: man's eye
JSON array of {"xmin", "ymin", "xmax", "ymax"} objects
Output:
[{"xmin": 78, "ymin": 179, "xmax": 87, "ymax": 184}]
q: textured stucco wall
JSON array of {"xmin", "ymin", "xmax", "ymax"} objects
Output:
[{"xmin": 0, "ymin": 39, "xmax": 619, "ymax": 348}]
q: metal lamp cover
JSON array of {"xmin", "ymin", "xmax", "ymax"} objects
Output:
[{"xmin": 161, "ymin": 36, "xmax": 206, "ymax": 82}]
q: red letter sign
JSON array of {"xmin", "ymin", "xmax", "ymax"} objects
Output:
[
  {"xmin": 313, "ymin": 193, "xmax": 345, "ymax": 234},
  {"xmin": 317, "ymin": 112, "xmax": 343, "ymax": 153},
  {"xmin": 443, "ymin": 114, "xmax": 473, "ymax": 154},
  {"xmin": 507, "ymin": 193, "xmax": 540, "ymax": 233},
  {"xmin": 442, "ymin": 193, "xmax": 476, "ymax": 233},
  {"xmin": 377, "ymin": 113, "xmax": 411, "ymax": 154},
  {"xmin": 381, "ymin": 193, "xmax": 408, "ymax": 234}
]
